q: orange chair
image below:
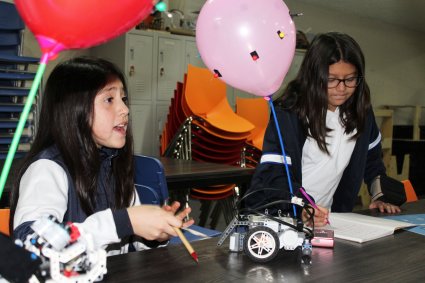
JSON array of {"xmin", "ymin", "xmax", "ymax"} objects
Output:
[
  {"xmin": 0, "ymin": 208, "xmax": 10, "ymax": 236},
  {"xmin": 174, "ymin": 81, "xmax": 187, "ymax": 125},
  {"xmin": 180, "ymin": 74, "xmax": 193, "ymax": 118},
  {"xmin": 191, "ymin": 117, "xmax": 252, "ymax": 140},
  {"xmin": 185, "ymin": 65, "xmax": 254, "ymax": 135},
  {"xmin": 235, "ymin": 97, "xmax": 270, "ymax": 150},
  {"xmin": 402, "ymin": 180, "xmax": 418, "ymax": 202}
]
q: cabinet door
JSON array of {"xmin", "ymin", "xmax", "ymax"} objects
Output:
[
  {"xmin": 130, "ymin": 104, "xmax": 154, "ymax": 155},
  {"xmin": 127, "ymin": 34, "xmax": 154, "ymax": 103},
  {"xmin": 184, "ymin": 40, "xmax": 205, "ymax": 71},
  {"xmin": 157, "ymin": 37, "xmax": 184, "ymax": 101},
  {"xmin": 155, "ymin": 103, "xmax": 170, "ymax": 156}
]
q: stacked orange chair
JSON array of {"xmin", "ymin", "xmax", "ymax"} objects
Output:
[
  {"xmin": 161, "ymin": 65, "xmax": 255, "ymax": 165},
  {"xmin": 159, "ymin": 65, "xmax": 259, "ymax": 228},
  {"xmin": 235, "ymin": 97, "xmax": 269, "ymax": 168},
  {"xmin": 183, "ymin": 65, "xmax": 254, "ymax": 166},
  {"xmin": 183, "ymin": 65, "xmax": 254, "ymax": 227},
  {"xmin": 160, "ymin": 80, "xmax": 187, "ymax": 155}
]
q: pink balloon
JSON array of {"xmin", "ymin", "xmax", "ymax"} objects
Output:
[{"xmin": 196, "ymin": 0, "xmax": 296, "ymax": 97}]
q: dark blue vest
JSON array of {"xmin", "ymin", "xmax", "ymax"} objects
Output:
[
  {"xmin": 36, "ymin": 145, "xmax": 118, "ymax": 223},
  {"xmin": 13, "ymin": 145, "xmax": 118, "ymax": 241}
]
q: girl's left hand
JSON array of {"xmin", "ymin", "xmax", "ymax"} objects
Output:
[
  {"xmin": 163, "ymin": 201, "xmax": 195, "ymax": 229},
  {"xmin": 369, "ymin": 200, "xmax": 401, "ymax": 213}
]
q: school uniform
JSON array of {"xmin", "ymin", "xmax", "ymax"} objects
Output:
[
  {"xmin": 13, "ymin": 145, "xmax": 163, "ymax": 255},
  {"xmin": 245, "ymin": 106, "xmax": 388, "ymax": 214}
]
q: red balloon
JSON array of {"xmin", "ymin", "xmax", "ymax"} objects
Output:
[{"xmin": 15, "ymin": 0, "xmax": 155, "ymax": 59}]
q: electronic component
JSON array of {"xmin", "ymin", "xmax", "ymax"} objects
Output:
[
  {"xmin": 219, "ymin": 213, "xmax": 313, "ymax": 263},
  {"xmin": 18, "ymin": 215, "xmax": 107, "ymax": 282}
]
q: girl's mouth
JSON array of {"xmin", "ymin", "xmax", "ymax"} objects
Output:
[{"xmin": 114, "ymin": 123, "xmax": 127, "ymax": 135}]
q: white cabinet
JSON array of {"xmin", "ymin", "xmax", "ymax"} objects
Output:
[
  {"xmin": 157, "ymin": 36, "xmax": 184, "ymax": 101},
  {"xmin": 91, "ymin": 29, "xmax": 205, "ymax": 156},
  {"xmin": 184, "ymin": 40, "xmax": 205, "ymax": 71},
  {"xmin": 130, "ymin": 103, "xmax": 154, "ymax": 154},
  {"xmin": 127, "ymin": 35, "xmax": 154, "ymax": 102}
]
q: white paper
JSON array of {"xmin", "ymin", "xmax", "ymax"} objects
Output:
[{"xmin": 325, "ymin": 213, "xmax": 416, "ymax": 243}]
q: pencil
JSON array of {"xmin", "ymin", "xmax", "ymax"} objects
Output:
[
  {"xmin": 173, "ymin": 227, "xmax": 199, "ymax": 263},
  {"xmin": 299, "ymin": 187, "xmax": 331, "ymax": 225}
]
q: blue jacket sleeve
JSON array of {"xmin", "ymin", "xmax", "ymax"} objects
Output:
[
  {"xmin": 13, "ymin": 221, "xmax": 35, "ymax": 242},
  {"xmin": 244, "ymin": 108, "xmax": 307, "ymax": 215},
  {"xmin": 363, "ymin": 109, "xmax": 387, "ymax": 186}
]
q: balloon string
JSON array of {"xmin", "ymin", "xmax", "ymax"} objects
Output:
[
  {"xmin": 0, "ymin": 54, "xmax": 49, "ymax": 200},
  {"xmin": 267, "ymin": 97, "xmax": 297, "ymax": 217}
]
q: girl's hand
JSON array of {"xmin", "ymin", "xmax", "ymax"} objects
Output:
[
  {"xmin": 127, "ymin": 205, "xmax": 185, "ymax": 242},
  {"xmin": 369, "ymin": 200, "xmax": 401, "ymax": 214},
  {"xmin": 302, "ymin": 205, "xmax": 329, "ymax": 227},
  {"xmin": 162, "ymin": 201, "xmax": 195, "ymax": 229}
]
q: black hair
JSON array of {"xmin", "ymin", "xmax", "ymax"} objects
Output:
[
  {"xmin": 10, "ymin": 57, "xmax": 135, "ymax": 227},
  {"xmin": 279, "ymin": 32, "xmax": 371, "ymax": 154}
]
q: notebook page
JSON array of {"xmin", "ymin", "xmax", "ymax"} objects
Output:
[{"xmin": 326, "ymin": 213, "xmax": 415, "ymax": 243}]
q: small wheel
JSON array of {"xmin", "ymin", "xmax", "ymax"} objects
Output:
[{"xmin": 243, "ymin": 226, "xmax": 280, "ymax": 263}]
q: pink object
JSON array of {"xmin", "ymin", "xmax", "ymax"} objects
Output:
[
  {"xmin": 196, "ymin": 0, "xmax": 296, "ymax": 97},
  {"xmin": 311, "ymin": 229, "xmax": 334, "ymax": 248},
  {"xmin": 15, "ymin": 0, "xmax": 154, "ymax": 60}
]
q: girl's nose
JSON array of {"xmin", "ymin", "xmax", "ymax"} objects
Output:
[
  {"xmin": 119, "ymin": 100, "xmax": 129, "ymax": 116},
  {"xmin": 336, "ymin": 81, "xmax": 347, "ymax": 90}
]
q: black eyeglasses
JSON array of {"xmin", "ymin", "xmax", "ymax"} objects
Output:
[{"xmin": 327, "ymin": 76, "xmax": 362, "ymax": 88}]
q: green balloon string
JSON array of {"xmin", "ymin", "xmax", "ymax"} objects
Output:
[{"xmin": 0, "ymin": 59, "xmax": 47, "ymax": 201}]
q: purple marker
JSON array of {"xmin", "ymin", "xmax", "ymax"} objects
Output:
[{"xmin": 299, "ymin": 187, "xmax": 330, "ymax": 225}]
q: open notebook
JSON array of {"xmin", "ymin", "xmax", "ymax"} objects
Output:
[{"xmin": 325, "ymin": 213, "xmax": 416, "ymax": 243}]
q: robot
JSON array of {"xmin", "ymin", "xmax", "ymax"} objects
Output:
[
  {"xmin": 16, "ymin": 215, "xmax": 107, "ymax": 282},
  {"xmin": 217, "ymin": 196, "xmax": 313, "ymax": 264}
]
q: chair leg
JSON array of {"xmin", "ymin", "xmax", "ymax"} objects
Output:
[
  {"xmin": 223, "ymin": 196, "xmax": 236, "ymax": 224},
  {"xmin": 198, "ymin": 200, "xmax": 212, "ymax": 227},
  {"xmin": 209, "ymin": 201, "xmax": 222, "ymax": 230}
]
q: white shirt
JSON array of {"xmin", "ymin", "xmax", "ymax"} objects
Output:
[
  {"xmin": 14, "ymin": 159, "xmax": 152, "ymax": 255},
  {"xmin": 301, "ymin": 108, "xmax": 356, "ymax": 208}
]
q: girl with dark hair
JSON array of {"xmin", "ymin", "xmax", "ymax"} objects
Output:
[
  {"xmin": 10, "ymin": 57, "xmax": 193, "ymax": 254},
  {"xmin": 245, "ymin": 32, "xmax": 403, "ymax": 226}
]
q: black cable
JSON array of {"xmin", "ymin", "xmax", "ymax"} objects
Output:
[
  {"xmin": 235, "ymin": 187, "xmax": 291, "ymax": 208},
  {"xmin": 235, "ymin": 187, "xmax": 315, "ymax": 239}
]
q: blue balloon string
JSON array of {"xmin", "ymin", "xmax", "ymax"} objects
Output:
[{"xmin": 267, "ymin": 97, "xmax": 297, "ymax": 217}]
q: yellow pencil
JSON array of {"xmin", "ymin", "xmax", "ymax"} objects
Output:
[{"xmin": 173, "ymin": 227, "xmax": 198, "ymax": 263}]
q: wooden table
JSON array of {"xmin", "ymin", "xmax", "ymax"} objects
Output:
[
  {"xmin": 104, "ymin": 200, "xmax": 425, "ymax": 282},
  {"xmin": 159, "ymin": 157, "xmax": 255, "ymax": 190}
]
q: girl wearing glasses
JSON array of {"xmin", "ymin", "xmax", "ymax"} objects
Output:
[{"xmin": 246, "ymin": 32, "xmax": 403, "ymax": 226}]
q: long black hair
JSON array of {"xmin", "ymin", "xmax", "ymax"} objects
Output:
[
  {"xmin": 10, "ymin": 57, "xmax": 135, "ymax": 225},
  {"xmin": 279, "ymin": 32, "xmax": 371, "ymax": 154}
]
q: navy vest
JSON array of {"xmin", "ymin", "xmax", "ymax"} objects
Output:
[{"xmin": 36, "ymin": 145, "xmax": 118, "ymax": 223}]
